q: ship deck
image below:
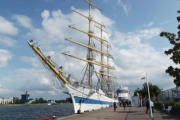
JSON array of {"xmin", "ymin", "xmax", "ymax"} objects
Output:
[{"xmin": 55, "ymin": 106, "xmax": 178, "ymax": 120}]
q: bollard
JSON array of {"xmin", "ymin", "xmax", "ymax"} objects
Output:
[{"xmin": 77, "ymin": 109, "xmax": 81, "ymax": 114}]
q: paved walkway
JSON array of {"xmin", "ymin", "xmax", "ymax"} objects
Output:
[{"xmin": 56, "ymin": 107, "xmax": 179, "ymax": 120}]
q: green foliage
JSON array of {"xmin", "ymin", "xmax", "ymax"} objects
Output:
[
  {"xmin": 172, "ymin": 102, "xmax": 180, "ymax": 115},
  {"xmin": 162, "ymin": 101, "xmax": 175, "ymax": 107},
  {"xmin": 155, "ymin": 101, "xmax": 180, "ymax": 116},
  {"xmin": 134, "ymin": 88, "xmax": 142, "ymax": 96},
  {"xmin": 152, "ymin": 85, "xmax": 162, "ymax": 99},
  {"xmin": 13, "ymin": 97, "xmax": 24, "ymax": 104},
  {"xmin": 160, "ymin": 10, "xmax": 180, "ymax": 87},
  {"xmin": 133, "ymin": 82, "xmax": 161, "ymax": 100},
  {"xmin": 31, "ymin": 97, "xmax": 48, "ymax": 104},
  {"xmin": 154, "ymin": 102, "xmax": 162, "ymax": 109}
]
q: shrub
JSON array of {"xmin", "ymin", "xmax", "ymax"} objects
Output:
[
  {"xmin": 154, "ymin": 102, "xmax": 162, "ymax": 109},
  {"xmin": 171, "ymin": 102, "xmax": 180, "ymax": 116},
  {"xmin": 155, "ymin": 101, "xmax": 180, "ymax": 117}
]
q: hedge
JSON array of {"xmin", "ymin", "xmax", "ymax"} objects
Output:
[{"xmin": 154, "ymin": 101, "xmax": 180, "ymax": 116}]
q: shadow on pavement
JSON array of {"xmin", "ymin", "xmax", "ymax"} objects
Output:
[{"xmin": 117, "ymin": 111, "xmax": 137, "ymax": 113}]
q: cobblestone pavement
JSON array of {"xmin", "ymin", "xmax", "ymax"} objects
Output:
[{"xmin": 57, "ymin": 107, "xmax": 179, "ymax": 120}]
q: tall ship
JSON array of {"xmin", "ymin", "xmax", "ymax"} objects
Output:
[{"xmin": 27, "ymin": 0, "xmax": 117, "ymax": 113}]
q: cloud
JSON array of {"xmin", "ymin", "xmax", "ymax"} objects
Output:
[
  {"xmin": 41, "ymin": 10, "xmax": 50, "ymax": 19},
  {"xmin": 15, "ymin": 68, "xmax": 52, "ymax": 87},
  {"xmin": 138, "ymin": 28, "xmax": 161, "ymax": 39},
  {"xmin": 0, "ymin": 35, "xmax": 16, "ymax": 47},
  {"xmin": 26, "ymin": 8, "xmax": 114, "ymax": 49},
  {"xmin": 0, "ymin": 87, "xmax": 12, "ymax": 96},
  {"xmin": 111, "ymin": 27, "xmax": 174, "ymax": 89},
  {"xmin": 117, "ymin": 0, "xmax": 129, "ymax": 14},
  {"xmin": 144, "ymin": 21, "xmax": 154, "ymax": 27},
  {"xmin": 13, "ymin": 15, "xmax": 33, "ymax": 29},
  {"xmin": 2, "ymin": 68, "xmax": 53, "ymax": 91},
  {"xmin": 0, "ymin": 16, "xmax": 18, "ymax": 35},
  {"xmin": 159, "ymin": 20, "xmax": 173, "ymax": 26},
  {"xmin": 1, "ymin": 67, "xmax": 69, "ymax": 99},
  {"xmin": 20, "ymin": 56, "xmax": 41, "ymax": 67},
  {"xmin": 0, "ymin": 49, "xmax": 12, "ymax": 67},
  {"xmin": 0, "ymin": 84, "xmax": 16, "ymax": 98},
  {"xmin": 112, "ymin": 28, "xmax": 161, "ymax": 47}
]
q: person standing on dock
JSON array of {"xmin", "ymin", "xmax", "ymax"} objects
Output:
[
  {"xmin": 150, "ymin": 100, "xmax": 154, "ymax": 113},
  {"xmin": 113, "ymin": 102, "xmax": 117, "ymax": 112},
  {"xmin": 146, "ymin": 99, "xmax": 150, "ymax": 114},
  {"xmin": 122, "ymin": 100, "xmax": 126, "ymax": 110}
]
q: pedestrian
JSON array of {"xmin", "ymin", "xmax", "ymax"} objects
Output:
[
  {"xmin": 113, "ymin": 102, "xmax": 117, "ymax": 112},
  {"xmin": 126, "ymin": 100, "xmax": 129, "ymax": 107},
  {"xmin": 122, "ymin": 100, "xmax": 126, "ymax": 110},
  {"xmin": 119, "ymin": 101, "xmax": 122, "ymax": 107},
  {"xmin": 146, "ymin": 99, "xmax": 150, "ymax": 114},
  {"xmin": 162, "ymin": 104, "xmax": 165, "ymax": 111},
  {"xmin": 150, "ymin": 100, "xmax": 154, "ymax": 113},
  {"xmin": 129, "ymin": 101, "xmax": 132, "ymax": 107}
]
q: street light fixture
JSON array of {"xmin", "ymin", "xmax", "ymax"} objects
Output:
[{"xmin": 141, "ymin": 74, "xmax": 153, "ymax": 119}]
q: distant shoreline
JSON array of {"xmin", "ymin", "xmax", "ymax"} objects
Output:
[
  {"xmin": 0, "ymin": 103, "xmax": 71, "ymax": 106},
  {"xmin": 0, "ymin": 103, "xmax": 48, "ymax": 106}
]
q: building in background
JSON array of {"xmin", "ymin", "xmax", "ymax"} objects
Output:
[
  {"xmin": 0, "ymin": 98, "xmax": 13, "ymax": 104},
  {"xmin": 159, "ymin": 87, "xmax": 180, "ymax": 101},
  {"xmin": 21, "ymin": 90, "xmax": 30, "ymax": 103}
]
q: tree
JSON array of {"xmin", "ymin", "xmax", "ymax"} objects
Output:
[
  {"xmin": 152, "ymin": 85, "xmax": 161, "ymax": 100},
  {"xmin": 13, "ymin": 97, "xmax": 24, "ymax": 104},
  {"xmin": 134, "ymin": 88, "xmax": 142, "ymax": 96},
  {"xmin": 134, "ymin": 82, "xmax": 161, "ymax": 100},
  {"xmin": 160, "ymin": 10, "xmax": 180, "ymax": 87},
  {"xmin": 32, "ymin": 97, "xmax": 48, "ymax": 104}
]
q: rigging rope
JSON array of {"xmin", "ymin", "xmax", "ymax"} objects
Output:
[
  {"xmin": 80, "ymin": 64, "xmax": 88, "ymax": 85},
  {"xmin": 95, "ymin": 69, "xmax": 101, "ymax": 90}
]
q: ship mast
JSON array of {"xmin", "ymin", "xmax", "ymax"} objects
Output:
[
  {"xmin": 95, "ymin": 25, "xmax": 114, "ymax": 94},
  {"xmin": 100, "ymin": 25, "xmax": 104, "ymax": 91},
  {"xmin": 64, "ymin": 0, "xmax": 115, "ymax": 89},
  {"xmin": 88, "ymin": 0, "xmax": 93, "ymax": 88},
  {"xmin": 27, "ymin": 40, "xmax": 70, "ymax": 85},
  {"xmin": 95, "ymin": 24, "xmax": 106, "ymax": 91},
  {"xmin": 107, "ymin": 44, "xmax": 111, "ymax": 93}
]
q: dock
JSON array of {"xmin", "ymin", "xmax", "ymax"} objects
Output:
[{"xmin": 56, "ymin": 107, "xmax": 178, "ymax": 120}]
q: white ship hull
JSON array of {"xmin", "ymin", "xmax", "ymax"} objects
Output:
[{"xmin": 65, "ymin": 85, "xmax": 117, "ymax": 113}]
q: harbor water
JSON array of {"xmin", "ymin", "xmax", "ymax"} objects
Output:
[{"xmin": 0, "ymin": 104, "xmax": 74, "ymax": 120}]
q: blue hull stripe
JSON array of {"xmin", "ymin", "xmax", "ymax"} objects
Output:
[{"xmin": 74, "ymin": 96, "xmax": 113, "ymax": 105}]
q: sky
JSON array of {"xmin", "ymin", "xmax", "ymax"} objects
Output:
[{"xmin": 0, "ymin": 0, "xmax": 179, "ymax": 100}]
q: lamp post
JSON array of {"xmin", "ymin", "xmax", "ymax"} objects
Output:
[{"xmin": 141, "ymin": 74, "xmax": 153, "ymax": 119}]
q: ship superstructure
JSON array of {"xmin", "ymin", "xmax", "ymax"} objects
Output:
[
  {"xmin": 117, "ymin": 87, "xmax": 131, "ymax": 106},
  {"xmin": 27, "ymin": 0, "xmax": 117, "ymax": 113}
]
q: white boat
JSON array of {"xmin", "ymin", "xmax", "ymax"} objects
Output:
[
  {"xmin": 48, "ymin": 103, "xmax": 52, "ymax": 106},
  {"xmin": 27, "ymin": 0, "xmax": 117, "ymax": 113},
  {"xmin": 48, "ymin": 100, "xmax": 56, "ymax": 106}
]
